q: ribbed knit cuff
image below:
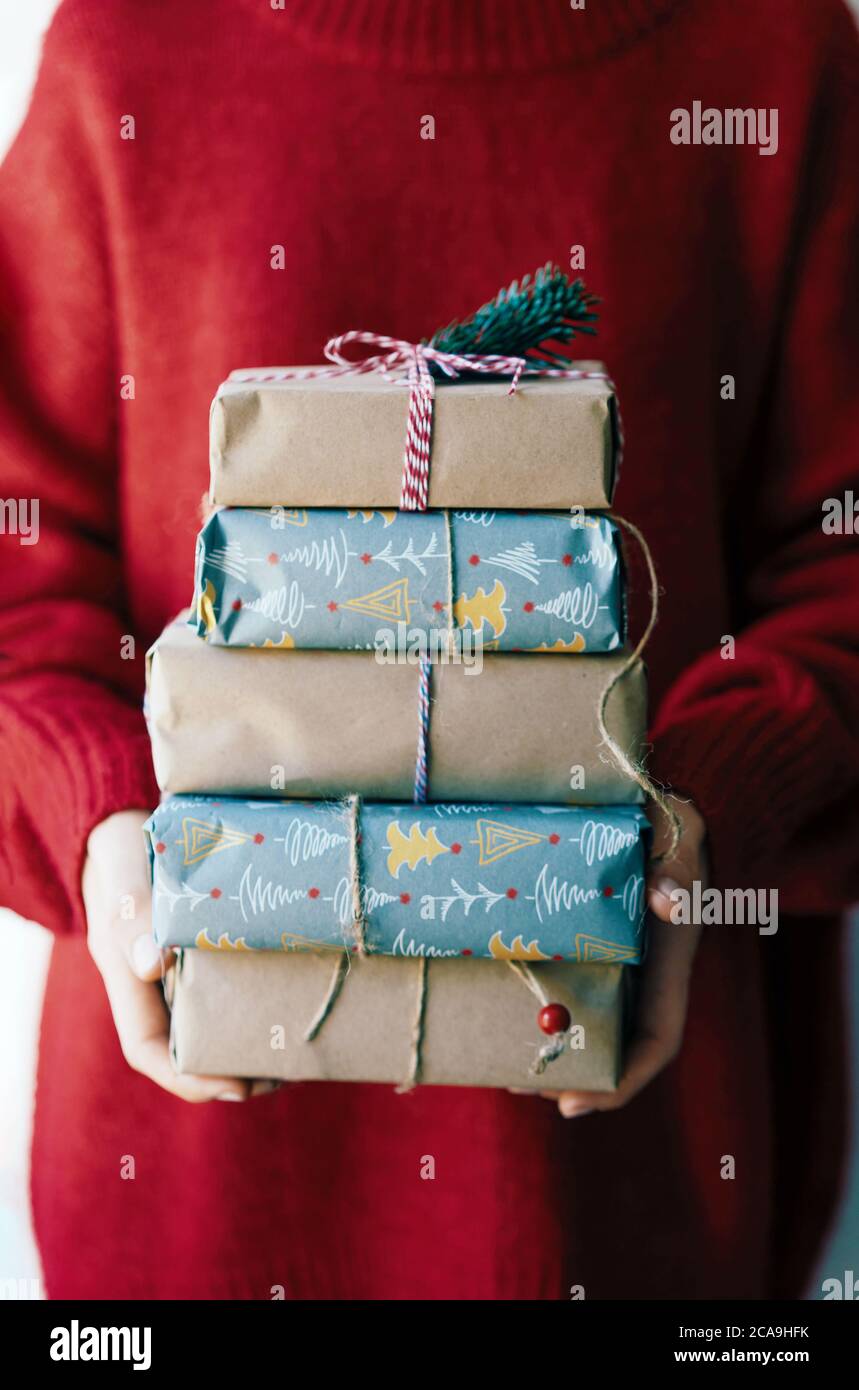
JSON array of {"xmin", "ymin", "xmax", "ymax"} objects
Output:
[
  {"xmin": 648, "ymin": 672, "xmax": 853, "ymax": 892},
  {"xmin": 3, "ymin": 682, "xmax": 160, "ymax": 935}
]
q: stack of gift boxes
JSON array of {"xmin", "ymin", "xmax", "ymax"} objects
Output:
[{"xmin": 144, "ymin": 360, "xmax": 650, "ymax": 1091}]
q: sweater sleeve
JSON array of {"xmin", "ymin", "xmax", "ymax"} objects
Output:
[
  {"xmin": 0, "ymin": 15, "xmax": 158, "ymax": 936},
  {"xmin": 649, "ymin": 16, "xmax": 859, "ymax": 914}
]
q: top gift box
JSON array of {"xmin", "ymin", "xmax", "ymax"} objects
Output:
[{"xmin": 209, "ymin": 367, "xmax": 619, "ymax": 510}]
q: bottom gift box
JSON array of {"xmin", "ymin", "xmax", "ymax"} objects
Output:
[{"xmin": 167, "ymin": 950, "xmax": 630, "ymax": 1092}]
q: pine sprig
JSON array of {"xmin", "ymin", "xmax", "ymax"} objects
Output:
[{"xmin": 428, "ymin": 263, "xmax": 599, "ymax": 371}]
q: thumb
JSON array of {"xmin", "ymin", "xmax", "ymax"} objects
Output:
[
  {"xmin": 646, "ymin": 799, "xmax": 706, "ymax": 925},
  {"xmin": 87, "ymin": 810, "xmax": 174, "ymax": 981}
]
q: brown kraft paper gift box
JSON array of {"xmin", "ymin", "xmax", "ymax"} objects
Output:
[
  {"xmin": 146, "ymin": 618, "xmax": 646, "ymax": 804},
  {"xmin": 209, "ymin": 368, "xmax": 617, "ymax": 509},
  {"xmin": 168, "ymin": 951, "xmax": 627, "ymax": 1092}
]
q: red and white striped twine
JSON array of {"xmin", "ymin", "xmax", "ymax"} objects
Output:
[
  {"xmin": 229, "ymin": 331, "xmax": 619, "ymax": 512},
  {"xmin": 413, "ymin": 655, "xmax": 432, "ymax": 803}
]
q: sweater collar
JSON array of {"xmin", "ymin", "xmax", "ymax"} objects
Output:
[{"xmin": 264, "ymin": 0, "xmax": 685, "ymax": 74}]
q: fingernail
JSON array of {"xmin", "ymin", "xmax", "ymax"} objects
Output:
[
  {"xmin": 131, "ymin": 934, "xmax": 162, "ymax": 977},
  {"xmin": 216, "ymin": 1091, "xmax": 245, "ymax": 1102},
  {"xmin": 651, "ymin": 876, "xmax": 681, "ymax": 901},
  {"xmin": 560, "ymin": 1101, "xmax": 595, "ymax": 1119}
]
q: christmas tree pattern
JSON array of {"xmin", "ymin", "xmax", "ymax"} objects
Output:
[
  {"xmin": 276, "ymin": 532, "xmax": 350, "ymax": 586},
  {"xmin": 488, "ymin": 930, "xmax": 549, "ymax": 961},
  {"xmin": 280, "ymin": 929, "xmax": 343, "ymax": 952},
  {"xmin": 484, "ymin": 541, "xmax": 559, "ymax": 585},
  {"xmin": 233, "ymin": 865, "xmax": 310, "ymax": 922},
  {"xmin": 452, "ymin": 510, "xmax": 497, "ymax": 526},
  {"xmin": 453, "ymin": 579, "xmax": 508, "ymax": 638},
  {"xmin": 386, "ymin": 821, "xmax": 450, "ymax": 877},
  {"xmin": 473, "ymin": 818, "xmax": 546, "ymax": 865},
  {"xmin": 418, "ymin": 878, "xmax": 509, "ymax": 921},
  {"xmin": 197, "ymin": 579, "xmax": 217, "ymax": 636},
  {"xmin": 147, "ymin": 798, "xmax": 648, "ymax": 962},
  {"xmin": 206, "ymin": 540, "xmax": 247, "ymax": 582},
  {"xmin": 193, "ymin": 508, "xmax": 625, "ymax": 651},
  {"xmin": 574, "ymin": 934, "xmax": 640, "ymax": 963},
  {"xmin": 343, "ymin": 577, "xmax": 413, "ymax": 623},
  {"xmin": 179, "ymin": 817, "xmax": 256, "ymax": 866},
  {"xmin": 155, "ymin": 880, "xmax": 213, "ymax": 913},
  {"xmin": 195, "ymin": 928, "xmax": 253, "ymax": 951},
  {"xmin": 347, "ymin": 509, "xmax": 396, "ymax": 527},
  {"xmin": 368, "ymin": 531, "xmax": 444, "ymax": 575},
  {"xmin": 329, "ymin": 878, "xmax": 400, "ymax": 928}
]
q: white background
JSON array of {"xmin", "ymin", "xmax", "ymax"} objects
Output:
[{"xmin": 0, "ymin": 1, "xmax": 856, "ymax": 1300}]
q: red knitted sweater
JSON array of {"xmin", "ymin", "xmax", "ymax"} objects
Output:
[{"xmin": 1, "ymin": 0, "xmax": 857, "ymax": 1299}]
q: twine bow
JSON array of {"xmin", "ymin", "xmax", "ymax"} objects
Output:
[
  {"xmin": 324, "ymin": 331, "xmax": 530, "ymax": 512},
  {"xmin": 233, "ymin": 330, "xmax": 619, "ymax": 512},
  {"xmin": 304, "ymin": 949, "xmax": 567, "ymax": 1091}
]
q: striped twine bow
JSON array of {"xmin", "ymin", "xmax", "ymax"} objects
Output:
[
  {"xmin": 231, "ymin": 331, "xmax": 620, "ymax": 512},
  {"xmin": 413, "ymin": 656, "xmax": 432, "ymax": 803}
]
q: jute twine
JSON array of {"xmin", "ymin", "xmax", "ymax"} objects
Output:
[
  {"xmin": 301, "ymin": 795, "xmax": 549, "ymax": 1086},
  {"xmin": 305, "ymin": 948, "xmax": 574, "ymax": 1087},
  {"xmin": 411, "ymin": 509, "xmax": 682, "ymax": 860},
  {"xmin": 600, "ymin": 513, "xmax": 681, "ymax": 863},
  {"xmin": 506, "ymin": 961, "xmax": 572, "ymax": 1076},
  {"xmin": 299, "ymin": 516, "xmax": 681, "ymax": 1087}
]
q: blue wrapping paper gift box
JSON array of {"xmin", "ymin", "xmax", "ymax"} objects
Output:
[
  {"xmin": 192, "ymin": 507, "xmax": 624, "ymax": 653},
  {"xmin": 145, "ymin": 796, "xmax": 649, "ymax": 963}
]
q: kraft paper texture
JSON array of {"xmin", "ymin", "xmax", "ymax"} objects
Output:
[
  {"xmin": 168, "ymin": 950, "xmax": 626, "ymax": 1091},
  {"xmin": 145, "ymin": 795, "xmax": 649, "ymax": 962},
  {"xmin": 193, "ymin": 507, "xmax": 624, "ymax": 653},
  {"xmin": 146, "ymin": 618, "xmax": 647, "ymax": 804},
  {"xmin": 209, "ymin": 369, "xmax": 617, "ymax": 509}
]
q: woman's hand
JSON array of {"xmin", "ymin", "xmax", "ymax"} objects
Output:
[
  {"xmin": 84, "ymin": 809, "xmax": 275, "ymax": 1102},
  {"xmin": 542, "ymin": 797, "xmax": 707, "ymax": 1118}
]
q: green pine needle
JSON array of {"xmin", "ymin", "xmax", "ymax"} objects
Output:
[{"xmin": 428, "ymin": 263, "xmax": 599, "ymax": 371}]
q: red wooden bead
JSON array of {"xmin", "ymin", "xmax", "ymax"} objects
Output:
[{"xmin": 538, "ymin": 1003, "xmax": 571, "ymax": 1036}]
